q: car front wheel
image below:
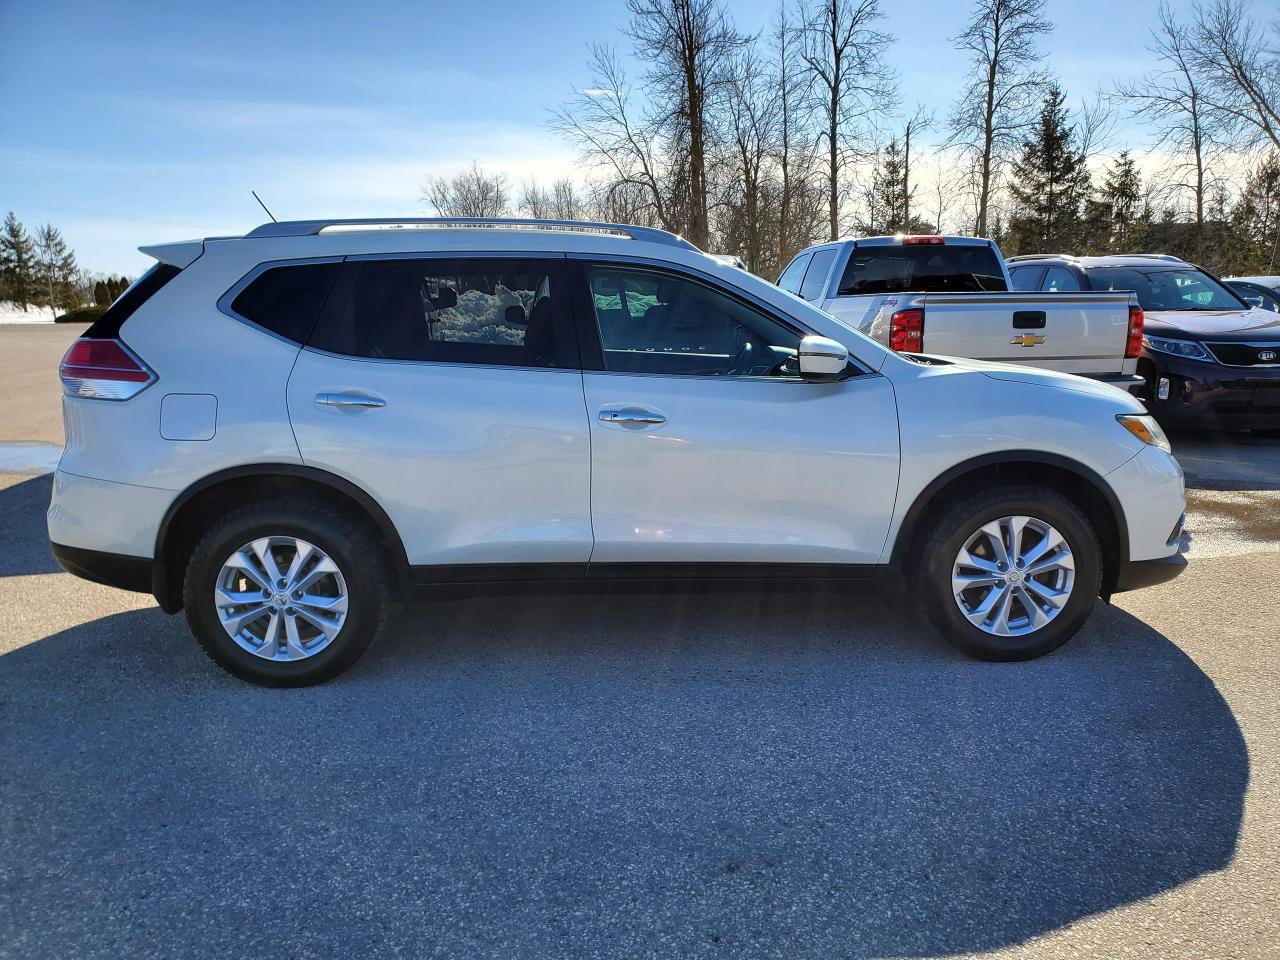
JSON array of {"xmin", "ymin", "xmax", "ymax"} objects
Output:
[
  {"xmin": 183, "ymin": 500, "xmax": 391, "ymax": 686},
  {"xmin": 916, "ymin": 485, "xmax": 1103, "ymax": 661}
]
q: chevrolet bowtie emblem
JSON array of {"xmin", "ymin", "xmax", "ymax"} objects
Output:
[{"xmin": 1010, "ymin": 334, "xmax": 1046, "ymax": 347}]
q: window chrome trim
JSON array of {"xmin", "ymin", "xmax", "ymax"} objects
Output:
[
  {"xmin": 344, "ymin": 251, "xmax": 569, "ymax": 263},
  {"xmin": 216, "ymin": 256, "xmax": 346, "ymax": 346},
  {"xmin": 298, "ymin": 344, "xmax": 581, "ymax": 375}
]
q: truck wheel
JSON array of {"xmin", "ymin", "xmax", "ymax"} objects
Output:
[
  {"xmin": 915, "ymin": 485, "xmax": 1102, "ymax": 661},
  {"xmin": 183, "ymin": 500, "xmax": 390, "ymax": 686}
]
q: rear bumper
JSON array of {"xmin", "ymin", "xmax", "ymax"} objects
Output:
[
  {"xmin": 1113, "ymin": 552, "xmax": 1188, "ymax": 593},
  {"xmin": 50, "ymin": 541, "xmax": 154, "ymax": 595},
  {"xmin": 1091, "ymin": 373, "xmax": 1146, "ymax": 393}
]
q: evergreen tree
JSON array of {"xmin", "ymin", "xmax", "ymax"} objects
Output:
[
  {"xmin": 1229, "ymin": 154, "xmax": 1280, "ymax": 275},
  {"xmin": 34, "ymin": 224, "xmax": 80, "ymax": 312},
  {"xmin": 860, "ymin": 139, "xmax": 935, "ymax": 235},
  {"xmin": 1100, "ymin": 150, "xmax": 1143, "ymax": 252},
  {"xmin": 0, "ymin": 212, "xmax": 37, "ymax": 311},
  {"xmin": 1004, "ymin": 85, "xmax": 1091, "ymax": 254},
  {"xmin": 93, "ymin": 280, "xmax": 108, "ymax": 306}
]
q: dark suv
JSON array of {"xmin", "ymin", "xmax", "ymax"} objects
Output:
[{"xmin": 1009, "ymin": 254, "xmax": 1280, "ymax": 433}]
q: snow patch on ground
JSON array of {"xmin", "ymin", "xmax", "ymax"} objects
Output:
[{"xmin": 0, "ymin": 303, "xmax": 58, "ymax": 324}]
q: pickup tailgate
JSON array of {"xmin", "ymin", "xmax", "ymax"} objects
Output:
[{"xmin": 912, "ymin": 292, "xmax": 1132, "ymax": 376}]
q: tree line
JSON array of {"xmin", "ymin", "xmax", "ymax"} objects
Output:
[
  {"xmin": 424, "ymin": 0, "xmax": 1280, "ymax": 280},
  {"xmin": 0, "ymin": 211, "xmax": 130, "ymax": 314}
]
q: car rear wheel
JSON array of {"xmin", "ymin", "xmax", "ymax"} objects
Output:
[
  {"xmin": 183, "ymin": 500, "xmax": 390, "ymax": 686},
  {"xmin": 915, "ymin": 485, "xmax": 1102, "ymax": 661}
]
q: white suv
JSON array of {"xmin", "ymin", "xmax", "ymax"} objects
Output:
[{"xmin": 49, "ymin": 218, "xmax": 1187, "ymax": 686}]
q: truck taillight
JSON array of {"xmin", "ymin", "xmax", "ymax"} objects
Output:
[
  {"xmin": 59, "ymin": 338, "xmax": 156, "ymax": 400},
  {"xmin": 901, "ymin": 235, "xmax": 944, "ymax": 245},
  {"xmin": 889, "ymin": 308, "xmax": 925, "ymax": 352},
  {"xmin": 1126, "ymin": 304, "xmax": 1144, "ymax": 359}
]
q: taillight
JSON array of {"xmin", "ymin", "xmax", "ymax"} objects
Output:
[
  {"xmin": 59, "ymin": 338, "xmax": 156, "ymax": 400},
  {"xmin": 889, "ymin": 308, "xmax": 925, "ymax": 352},
  {"xmin": 1126, "ymin": 304, "xmax": 1144, "ymax": 359},
  {"xmin": 901, "ymin": 235, "xmax": 944, "ymax": 245}
]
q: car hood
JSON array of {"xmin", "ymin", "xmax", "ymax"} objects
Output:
[
  {"xmin": 906, "ymin": 354, "xmax": 1145, "ymax": 408},
  {"xmin": 1144, "ymin": 307, "xmax": 1280, "ymax": 340}
]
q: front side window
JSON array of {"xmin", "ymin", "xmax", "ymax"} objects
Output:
[
  {"xmin": 776, "ymin": 253, "xmax": 812, "ymax": 294},
  {"xmin": 1010, "ymin": 266, "xmax": 1043, "ymax": 291},
  {"xmin": 586, "ymin": 266, "xmax": 802, "ymax": 377},
  {"xmin": 310, "ymin": 258, "xmax": 563, "ymax": 366},
  {"xmin": 1087, "ymin": 266, "xmax": 1245, "ymax": 312}
]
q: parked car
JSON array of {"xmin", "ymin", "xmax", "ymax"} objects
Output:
[
  {"xmin": 1010, "ymin": 254, "xmax": 1280, "ymax": 433},
  {"xmin": 778, "ymin": 235, "xmax": 1144, "ymax": 391},
  {"xmin": 1225, "ymin": 278, "xmax": 1280, "ymax": 312},
  {"xmin": 1226, "ymin": 274, "xmax": 1280, "ymax": 293},
  {"xmin": 50, "ymin": 218, "xmax": 1186, "ymax": 686}
]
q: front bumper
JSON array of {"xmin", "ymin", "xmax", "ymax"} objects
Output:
[
  {"xmin": 1092, "ymin": 373, "xmax": 1146, "ymax": 394},
  {"xmin": 1143, "ymin": 350, "xmax": 1280, "ymax": 428},
  {"xmin": 1113, "ymin": 552, "xmax": 1188, "ymax": 592}
]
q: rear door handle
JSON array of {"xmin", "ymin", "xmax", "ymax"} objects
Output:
[
  {"xmin": 315, "ymin": 391, "xmax": 386, "ymax": 409},
  {"xmin": 1012, "ymin": 311, "xmax": 1047, "ymax": 329},
  {"xmin": 598, "ymin": 405, "xmax": 666, "ymax": 426}
]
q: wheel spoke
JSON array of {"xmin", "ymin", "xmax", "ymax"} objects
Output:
[
  {"xmin": 979, "ymin": 521, "xmax": 1011, "ymax": 567},
  {"xmin": 1019, "ymin": 528, "xmax": 1064, "ymax": 568},
  {"xmin": 250, "ymin": 538, "xmax": 285, "ymax": 586},
  {"xmin": 296, "ymin": 592, "xmax": 348, "ymax": 615},
  {"xmin": 223, "ymin": 602, "xmax": 271, "ymax": 635},
  {"xmin": 953, "ymin": 571, "xmax": 1005, "ymax": 589},
  {"xmin": 283, "ymin": 615, "xmax": 309, "ymax": 660},
  {"xmin": 294, "ymin": 556, "xmax": 340, "ymax": 594},
  {"xmin": 216, "ymin": 588, "xmax": 266, "ymax": 609},
  {"xmin": 1024, "ymin": 577, "xmax": 1071, "ymax": 609},
  {"xmin": 1026, "ymin": 550, "xmax": 1075, "ymax": 577},
  {"xmin": 963, "ymin": 583, "xmax": 1006, "ymax": 628},
  {"xmin": 956, "ymin": 547, "xmax": 1001, "ymax": 574},
  {"xmin": 1017, "ymin": 586, "xmax": 1049, "ymax": 629},
  {"xmin": 283, "ymin": 540, "xmax": 315, "ymax": 589},
  {"xmin": 224, "ymin": 550, "xmax": 273, "ymax": 593},
  {"xmin": 294, "ymin": 604, "xmax": 342, "ymax": 640},
  {"xmin": 1009, "ymin": 516, "xmax": 1031, "ymax": 564}
]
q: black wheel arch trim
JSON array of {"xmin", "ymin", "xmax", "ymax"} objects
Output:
[
  {"xmin": 889, "ymin": 450, "xmax": 1130, "ymax": 583},
  {"xmin": 153, "ymin": 463, "xmax": 412, "ymax": 612}
]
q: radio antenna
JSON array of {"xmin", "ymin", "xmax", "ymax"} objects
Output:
[{"xmin": 251, "ymin": 190, "xmax": 278, "ymax": 223}]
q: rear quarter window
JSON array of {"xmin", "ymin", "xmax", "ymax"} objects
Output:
[
  {"xmin": 85, "ymin": 263, "xmax": 182, "ymax": 339},
  {"xmin": 226, "ymin": 261, "xmax": 342, "ymax": 344}
]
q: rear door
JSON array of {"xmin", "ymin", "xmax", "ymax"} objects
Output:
[
  {"xmin": 288, "ymin": 254, "xmax": 593, "ymax": 572},
  {"xmin": 574, "ymin": 260, "xmax": 900, "ymax": 569}
]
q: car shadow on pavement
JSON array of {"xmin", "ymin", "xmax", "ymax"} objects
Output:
[
  {"xmin": 0, "ymin": 588, "xmax": 1247, "ymax": 959},
  {"xmin": 0, "ymin": 473, "xmax": 59, "ymax": 576}
]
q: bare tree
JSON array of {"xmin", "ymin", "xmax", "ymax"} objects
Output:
[
  {"xmin": 800, "ymin": 0, "xmax": 896, "ymax": 241},
  {"xmin": 947, "ymin": 0, "xmax": 1052, "ymax": 237},
  {"xmin": 422, "ymin": 162, "xmax": 510, "ymax": 218},
  {"xmin": 1115, "ymin": 3, "xmax": 1219, "ymax": 257},
  {"xmin": 900, "ymin": 105, "xmax": 933, "ymax": 230},
  {"xmin": 721, "ymin": 46, "xmax": 779, "ymax": 271},
  {"xmin": 552, "ymin": 45, "xmax": 674, "ymax": 231},
  {"xmin": 519, "ymin": 177, "xmax": 589, "ymax": 220},
  {"xmin": 623, "ymin": 0, "xmax": 747, "ymax": 248},
  {"xmin": 771, "ymin": 3, "xmax": 823, "ymax": 265},
  {"xmin": 1189, "ymin": 0, "xmax": 1280, "ymax": 153}
]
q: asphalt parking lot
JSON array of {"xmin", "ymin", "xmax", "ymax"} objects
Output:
[{"xmin": 1, "ymin": 324, "xmax": 1278, "ymax": 959}]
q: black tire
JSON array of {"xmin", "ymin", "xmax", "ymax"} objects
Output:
[
  {"xmin": 914, "ymin": 485, "xmax": 1102, "ymax": 662},
  {"xmin": 183, "ymin": 499, "xmax": 390, "ymax": 686}
]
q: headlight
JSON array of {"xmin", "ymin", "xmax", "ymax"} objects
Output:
[
  {"xmin": 1143, "ymin": 335, "xmax": 1211, "ymax": 361},
  {"xmin": 1117, "ymin": 414, "xmax": 1172, "ymax": 452}
]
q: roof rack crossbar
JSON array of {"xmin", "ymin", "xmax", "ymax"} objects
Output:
[{"xmin": 243, "ymin": 217, "xmax": 698, "ymax": 250}]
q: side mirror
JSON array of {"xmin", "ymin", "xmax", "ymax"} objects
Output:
[{"xmin": 796, "ymin": 335, "xmax": 850, "ymax": 382}]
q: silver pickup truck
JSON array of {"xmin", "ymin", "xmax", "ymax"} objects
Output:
[{"xmin": 777, "ymin": 235, "xmax": 1144, "ymax": 390}]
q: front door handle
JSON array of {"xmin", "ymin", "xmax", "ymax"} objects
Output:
[
  {"xmin": 599, "ymin": 406, "xmax": 666, "ymax": 426},
  {"xmin": 315, "ymin": 391, "xmax": 387, "ymax": 409}
]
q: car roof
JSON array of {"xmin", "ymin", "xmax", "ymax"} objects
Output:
[{"xmin": 1006, "ymin": 253, "xmax": 1190, "ymax": 269}]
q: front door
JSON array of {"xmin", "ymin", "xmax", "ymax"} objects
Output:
[
  {"xmin": 575, "ymin": 262, "xmax": 900, "ymax": 569},
  {"xmin": 288, "ymin": 255, "xmax": 592, "ymax": 571}
]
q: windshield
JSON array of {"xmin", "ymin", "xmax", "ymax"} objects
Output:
[
  {"xmin": 837, "ymin": 244, "xmax": 1007, "ymax": 295},
  {"xmin": 1087, "ymin": 266, "xmax": 1246, "ymax": 311}
]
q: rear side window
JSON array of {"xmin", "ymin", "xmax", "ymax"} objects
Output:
[
  {"xmin": 799, "ymin": 248, "xmax": 838, "ymax": 301},
  {"xmin": 776, "ymin": 253, "xmax": 812, "ymax": 294},
  {"xmin": 85, "ymin": 263, "xmax": 182, "ymax": 339},
  {"xmin": 311, "ymin": 258, "xmax": 566, "ymax": 367},
  {"xmin": 228, "ymin": 261, "xmax": 341, "ymax": 344},
  {"xmin": 837, "ymin": 244, "xmax": 1007, "ymax": 295}
]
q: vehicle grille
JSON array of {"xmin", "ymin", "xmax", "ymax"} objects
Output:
[{"xmin": 1205, "ymin": 342, "xmax": 1280, "ymax": 366}]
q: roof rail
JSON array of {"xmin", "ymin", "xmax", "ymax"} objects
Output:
[
  {"xmin": 1113, "ymin": 252, "xmax": 1185, "ymax": 262},
  {"xmin": 242, "ymin": 217, "xmax": 699, "ymax": 250},
  {"xmin": 1005, "ymin": 253, "xmax": 1077, "ymax": 262}
]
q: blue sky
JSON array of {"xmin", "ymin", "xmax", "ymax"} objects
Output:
[{"xmin": 2, "ymin": 0, "xmax": 1197, "ymax": 275}]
